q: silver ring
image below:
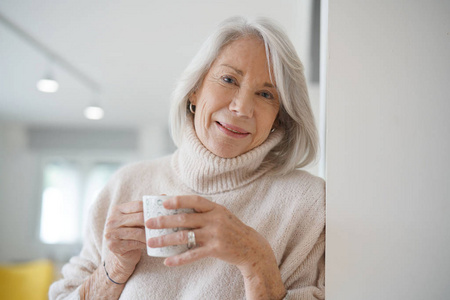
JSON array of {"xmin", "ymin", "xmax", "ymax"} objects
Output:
[{"xmin": 187, "ymin": 230, "xmax": 196, "ymax": 249}]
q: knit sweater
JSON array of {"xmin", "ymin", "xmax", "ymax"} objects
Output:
[{"xmin": 49, "ymin": 122, "xmax": 325, "ymax": 300}]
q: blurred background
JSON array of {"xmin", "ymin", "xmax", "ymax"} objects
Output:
[{"xmin": 0, "ymin": 0, "xmax": 323, "ymax": 293}]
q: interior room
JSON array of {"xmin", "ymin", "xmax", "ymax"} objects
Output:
[
  {"xmin": 3, "ymin": 1, "xmax": 449, "ymax": 299},
  {"xmin": 0, "ymin": 1, "xmax": 323, "ymax": 298}
]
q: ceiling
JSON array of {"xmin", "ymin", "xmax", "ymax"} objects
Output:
[{"xmin": 0, "ymin": 0, "xmax": 309, "ymax": 130}]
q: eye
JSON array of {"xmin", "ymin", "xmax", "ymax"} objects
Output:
[
  {"xmin": 259, "ymin": 91, "xmax": 274, "ymax": 99},
  {"xmin": 221, "ymin": 76, "xmax": 236, "ymax": 85}
]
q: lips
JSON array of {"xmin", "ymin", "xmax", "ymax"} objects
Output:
[{"xmin": 216, "ymin": 121, "xmax": 250, "ymax": 136}]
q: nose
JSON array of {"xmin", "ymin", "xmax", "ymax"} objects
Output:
[{"xmin": 229, "ymin": 89, "xmax": 254, "ymax": 118}]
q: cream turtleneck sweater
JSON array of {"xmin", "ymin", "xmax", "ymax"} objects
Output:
[{"xmin": 49, "ymin": 122, "xmax": 325, "ymax": 300}]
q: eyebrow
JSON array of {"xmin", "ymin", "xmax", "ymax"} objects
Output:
[
  {"xmin": 220, "ymin": 63, "xmax": 276, "ymax": 89},
  {"xmin": 263, "ymin": 82, "xmax": 276, "ymax": 88},
  {"xmin": 221, "ymin": 64, "xmax": 243, "ymax": 76}
]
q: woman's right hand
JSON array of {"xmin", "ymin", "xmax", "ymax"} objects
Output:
[{"xmin": 104, "ymin": 200, "xmax": 146, "ymax": 283}]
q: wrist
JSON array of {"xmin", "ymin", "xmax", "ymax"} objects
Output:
[
  {"xmin": 103, "ymin": 261, "xmax": 128, "ymax": 284},
  {"xmin": 238, "ymin": 258, "xmax": 276, "ymax": 283},
  {"xmin": 104, "ymin": 259, "xmax": 134, "ymax": 284},
  {"xmin": 238, "ymin": 254, "xmax": 286, "ymax": 300},
  {"xmin": 238, "ymin": 244, "xmax": 277, "ymax": 278}
]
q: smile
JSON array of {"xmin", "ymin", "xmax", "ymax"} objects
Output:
[{"xmin": 216, "ymin": 122, "xmax": 250, "ymax": 137}]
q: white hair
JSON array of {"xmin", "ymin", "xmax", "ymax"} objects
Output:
[{"xmin": 170, "ymin": 16, "xmax": 318, "ymax": 175}]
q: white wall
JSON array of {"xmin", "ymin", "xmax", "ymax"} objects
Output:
[
  {"xmin": 326, "ymin": 1, "xmax": 450, "ymax": 299},
  {"xmin": 0, "ymin": 124, "xmax": 41, "ymax": 261}
]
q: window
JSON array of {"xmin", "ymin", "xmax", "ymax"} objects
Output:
[{"xmin": 39, "ymin": 158, "xmax": 122, "ymax": 244}]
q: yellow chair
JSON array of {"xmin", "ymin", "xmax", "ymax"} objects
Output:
[{"xmin": 0, "ymin": 259, "xmax": 54, "ymax": 300}]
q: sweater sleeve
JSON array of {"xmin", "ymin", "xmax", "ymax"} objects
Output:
[
  {"xmin": 280, "ymin": 176, "xmax": 326, "ymax": 300},
  {"xmin": 48, "ymin": 181, "xmax": 111, "ymax": 300},
  {"xmin": 284, "ymin": 229, "xmax": 325, "ymax": 300}
]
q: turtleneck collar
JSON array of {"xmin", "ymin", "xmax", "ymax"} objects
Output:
[{"xmin": 171, "ymin": 117, "xmax": 284, "ymax": 194}]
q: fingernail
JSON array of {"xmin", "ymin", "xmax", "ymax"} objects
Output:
[
  {"xmin": 163, "ymin": 199, "xmax": 173, "ymax": 208},
  {"xmin": 146, "ymin": 218, "xmax": 154, "ymax": 228},
  {"xmin": 163, "ymin": 258, "xmax": 173, "ymax": 266}
]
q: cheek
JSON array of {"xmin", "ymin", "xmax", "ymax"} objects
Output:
[
  {"xmin": 193, "ymin": 99, "xmax": 218, "ymax": 135},
  {"xmin": 194, "ymin": 101, "xmax": 211, "ymax": 125},
  {"xmin": 195, "ymin": 91, "xmax": 227, "ymax": 123},
  {"xmin": 255, "ymin": 127, "xmax": 271, "ymax": 143},
  {"xmin": 261, "ymin": 107, "xmax": 279, "ymax": 129},
  {"xmin": 254, "ymin": 109, "xmax": 278, "ymax": 142}
]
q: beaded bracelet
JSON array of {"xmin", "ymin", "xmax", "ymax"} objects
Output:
[{"xmin": 103, "ymin": 261, "xmax": 126, "ymax": 285}]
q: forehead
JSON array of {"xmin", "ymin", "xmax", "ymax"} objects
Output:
[
  {"xmin": 220, "ymin": 36, "xmax": 265, "ymax": 54},
  {"xmin": 212, "ymin": 37, "xmax": 273, "ymax": 77}
]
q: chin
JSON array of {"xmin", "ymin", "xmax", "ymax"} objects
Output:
[
  {"xmin": 212, "ymin": 150, "xmax": 240, "ymax": 159},
  {"xmin": 209, "ymin": 144, "xmax": 244, "ymax": 158}
]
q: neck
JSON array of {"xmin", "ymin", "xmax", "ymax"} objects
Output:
[{"xmin": 171, "ymin": 118, "xmax": 284, "ymax": 194}]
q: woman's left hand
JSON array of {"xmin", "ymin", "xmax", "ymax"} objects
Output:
[
  {"xmin": 146, "ymin": 195, "xmax": 287, "ymax": 299},
  {"xmin": 145, "ymin": 195, "xmax": 273, "ymax": 271}
]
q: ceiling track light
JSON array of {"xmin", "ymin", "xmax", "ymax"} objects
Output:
[
  {"xmin": 37, "ymin": 59, "xmax": 59, "ymax": 93},
  {"xmin": 0, "ymin": 12, "xmax": 104, "ymax": 120},
  {"xmin": 84, "ymin": 105, "xmax": 104, "ymax": 120},
  {"xmin": 84, "ymin": 92, "xmax": 104, "ymax": 120},
  {"xmin": 36, "ymin": 77, "xmax": 59, "ymax": 93}
]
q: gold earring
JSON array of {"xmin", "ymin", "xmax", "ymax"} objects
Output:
[{"xmin": 189, "ymin": 102, "xmax": 196, "ymax": 114}]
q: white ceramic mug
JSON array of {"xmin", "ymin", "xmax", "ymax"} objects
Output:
[{"xmin": 142, "ymin": 195, "xmax": 195, "ymax": 257}]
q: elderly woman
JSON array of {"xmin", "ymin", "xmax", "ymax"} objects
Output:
[{"xmin": 50, "ymin": 16, "xmax": 325, "ymax": 300}]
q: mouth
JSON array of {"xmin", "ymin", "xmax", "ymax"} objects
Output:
[{"xmin": 215, "ymin": 121, "xmax": 250, "ymax": 136}]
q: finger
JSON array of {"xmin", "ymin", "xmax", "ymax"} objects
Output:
[
  {"xmin": 110, "ymin": 240, "xmax": 146, "ymax": 255},
  {"xmin": 106, "ymin": 227, "xmax": 146, "ymax": 244},
  {"xmin": 147, "ymin": 229, "xmax": 204, "ymax": 248},
  {"xmin": 107, "ymin": 212, "xmax": 144, "ymax": 229},
  {"xmin": 121, "ymin": 212, "xmax": 144, "ymax": 227},
  {"xmin": 147, "ymin": 230, "xmax": 188, "ymax": 248},
  {"xmin": 149, "ymin": 229, "xmax": 207, "ymax": 250},
  {"xmin": 146, "ymin": 212, "xmax": 203, "ymax": 229},
  {"xmin": 164, "ymin": 247, "xmax": 210, "ymax": 267},
  {"xmin": 117, "ymin": 201, "xmax": 143, "ymax": 214},
  {"xmin": 164, "ymin": 195, "xmax": 215, "ymax": 213}
]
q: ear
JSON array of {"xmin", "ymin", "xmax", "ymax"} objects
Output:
[
  {"xmin": 189, "ymin": 90, "xmax": 197, "ymax": 105},
  {"xmin": 272, "ymin": 114, "xmax": 281, "ymax": 128}
]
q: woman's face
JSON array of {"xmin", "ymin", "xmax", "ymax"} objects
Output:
[{"xmin": 190, "ymin": 37, "xmax": 280, "ymax": 158}]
